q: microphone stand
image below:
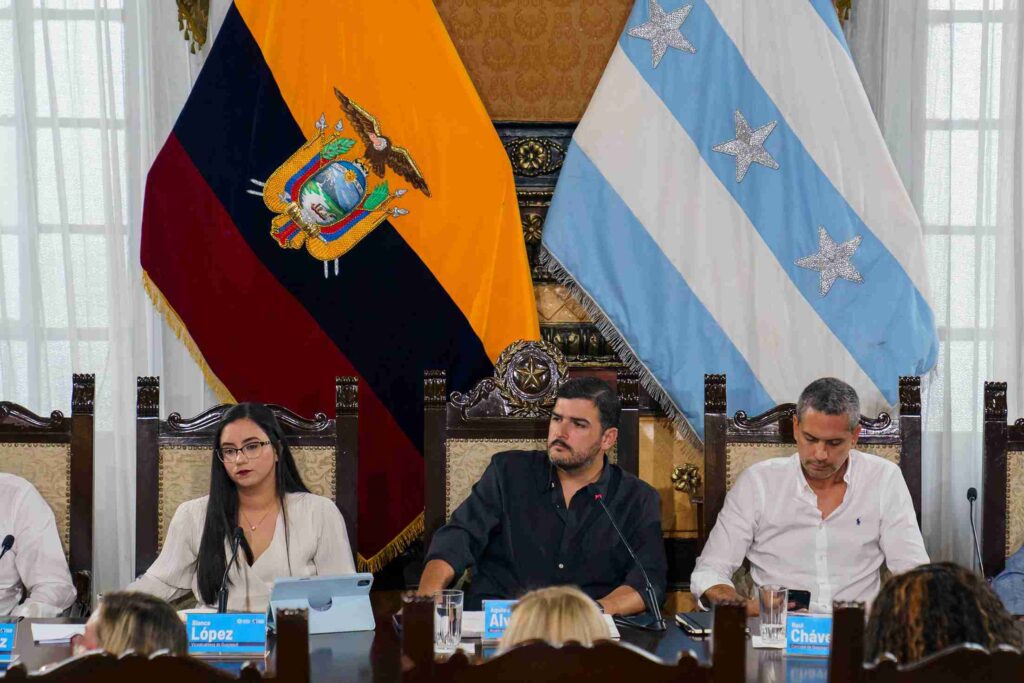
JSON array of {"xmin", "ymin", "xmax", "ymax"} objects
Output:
[
  {"xmin": 218, "ymin": 527, "xmax": 245, "ymax": 613},
  {"xmin": 593, "ymin": 492, "xmax": 666, "ymax": 631},
  {"xmin": 967, "ymin": 488, "xmax": 986, "ymax": 576}
]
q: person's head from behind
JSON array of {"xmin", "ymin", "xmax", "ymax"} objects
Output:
[
  {"xmin": 547, "ymin": 377, "xmax": 620, "ymax": 472},
  {"xmin": 499, "ymin": 585, "xmax": 607, "ymax": 652},
  {"xmin": 793, "ymin": 377, "xmax": 862, "ymax": 481},
  {"xmin": 866, "ymin": 562, "xmax": 1023, "ymax": 663},
  {"xmin": 197, "ymin": 402, "xmax": 310, "ymax": 605},
  {"xmin": 74, "ymin": 591, "xmax": 186, "ymax": 657}
]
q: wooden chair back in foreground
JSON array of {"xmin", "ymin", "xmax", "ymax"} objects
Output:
[
  {"xmin": 0, "ymin": 374, "xmax": 94, "ymax": 614},
  {"xmin": 400, "ymin": 594, "xmax": 746, "ymax": 683},
  {"xmin": 2, "ymin": 608, "xmax": 310, "ymax": 683},
  {"xmin": 135, "ymin": 376, "xmax": 358, "ymax": 578},
  {"xmin": 828, "ymin": 602, "xmax": 1024, "ymax": 683},
  {"xmin": 702, "ymin": 374, "xmax": 923, "ymax": 540},
  {"xmin": 423, "ymin": 340, "xmax": 640, "ymax": 551},
  {"xmin": 981, "ymin": 381, "xmax": 1024, "ymax": 577}
]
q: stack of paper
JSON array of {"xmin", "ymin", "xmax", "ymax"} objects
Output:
[{"xmin": 31, "ymin": 624, "xmax": 85, "ymax": 645}]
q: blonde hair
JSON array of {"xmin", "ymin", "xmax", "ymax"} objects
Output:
[
  {"xmin": 95, "ymin": 591, "xmax": 187, "ymax": 657},
  {"xmin": 499, "ymin": 586, "xmax": 607, "ymax": 652}
]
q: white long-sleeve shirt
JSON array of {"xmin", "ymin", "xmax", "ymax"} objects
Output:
[
  {"xmin": 128, "ymin": 492, "xmax": 355, "ymax": 612},
  {"xmin": 0, "ymin": 474, "xmax": 76, "ymax": 617},
  {"xmin": 690, "ymin": 450, "xmax": 929, "ymax": 613}
]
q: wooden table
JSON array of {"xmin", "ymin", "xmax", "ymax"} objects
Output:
[{"xmin": 3, "ymin": 595, "xmax": 826, "ymax": 682}]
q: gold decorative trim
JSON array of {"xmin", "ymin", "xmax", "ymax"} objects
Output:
[
  {"xmin": 356, "ymin": 512, "xmax": 423, "ymax": 574},
  {"xmin": 143, "ymin": 271, "xmax": 235, "ymax": 405},
  {"xmin": 176, "ymin": 0, "xmax": 209, "ymax": 53}
]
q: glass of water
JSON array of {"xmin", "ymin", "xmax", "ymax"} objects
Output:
[
  {"xmin": 758, "ymin": 585, "xmax": 788, "ymax": 646},
  {"xmin": 433, "ymin": 589, "xmax": 464, "ymax": 654}
]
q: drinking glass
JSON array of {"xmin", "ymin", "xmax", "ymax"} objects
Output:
[
  {"xmin": 758, "ymin": 585, "xmax": 788, "ymax": 646},
  {"xmin": 433, "ymin": 589, "xmax": 464, "ymax": 654}
]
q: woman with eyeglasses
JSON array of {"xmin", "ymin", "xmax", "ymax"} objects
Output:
[{"xmin": 127, "ymin": 403, "xmax": 355, "ymax": 611}]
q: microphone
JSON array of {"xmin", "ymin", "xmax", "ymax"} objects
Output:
[
  {"xmin": 217, "ymin": 527, "xmax": 245, "ymax": 613},
  {"xmin": 967, "ymin": 488, "xmax": 985, "ymax": 577},
  {"xmin": 0, "ymin": 535, "xmax": 13, "ymax": 561},
  {"xmin": 591, "ymin": 488, "xmax": 666, "ymax": 630}
]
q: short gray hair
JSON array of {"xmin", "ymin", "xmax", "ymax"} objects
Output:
[{"xmin": 796, "ymin": 378, "xmax": 860, "ymax": 431}]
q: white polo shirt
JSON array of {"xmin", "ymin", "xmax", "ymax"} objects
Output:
[
  {"xmin": 0, "ymin": 474, "xmax": 76, "ymax": 616},
  {"xmin": 690, "ymin": 450, "xmax": 929, "ymax": 613}
]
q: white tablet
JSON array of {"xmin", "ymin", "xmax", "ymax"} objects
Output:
[{"xmin": 268, "ymin": 572, "xmax": 375, "ymax": 634}]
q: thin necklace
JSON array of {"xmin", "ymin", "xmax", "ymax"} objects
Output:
[{"xmin": 241, "ymin": 505, "xmax": 275, "ymax": 532}]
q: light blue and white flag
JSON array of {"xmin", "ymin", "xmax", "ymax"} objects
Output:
[{"xmin": 541, "ymin": 0, "xmax": 937, "ymax": 439}]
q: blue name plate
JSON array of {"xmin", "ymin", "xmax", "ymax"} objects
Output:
[
  {"xmin": 482, "ymin": 600, "xmax": 517, "ymax": 641},
  {"xmin": 0, "ymin": 623, "xmax": 16, "ymax": 664},
  {"xmin": 187, "ymin": 613, "xmax": 266, "ymax": 658},
  {"xmin": 786, "ymin": 614, "xmax": 832, "ymax": 657}
]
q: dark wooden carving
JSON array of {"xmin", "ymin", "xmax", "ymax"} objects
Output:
[
  {"xmin": 983, "ymin": 380, "xmax": 1019, "ymax": 577},
  {"xmin": 540, "ymin": 324, "xmax": 620, "ymax": 365},
  {"xmin": 136, "ymin": 376, "xmax": 160, "ymax": 418},
  {"xmin": 829, "ymin": 601, "xmax": 1024, "ymax": 682},
  {"xmin": 0, "ymin": 376, "xmax": 93, "ymax": 615},
  {"xmin": 135, "ymin": 377, "xmax": 359, "ymax": 576},
  {"xmin": 702, "ymin": 375, "xmax": 925, "ymax": 540},
  {"xmin": 423, "ymin": 341, "xmax": 641, "ymax": 551}
]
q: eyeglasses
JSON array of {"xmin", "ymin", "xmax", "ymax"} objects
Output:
[{"xmin": 216, "ymin": 440, "xmax": 271, "ymax": 463}]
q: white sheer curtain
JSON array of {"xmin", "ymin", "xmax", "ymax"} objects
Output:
[
  {"xmin": 0, "ymin": 0, "xmax": 227, "ymax": 593},
  {"xmin": 849, "ymin": 0, "xmax": 1024, "ymax": 566}
]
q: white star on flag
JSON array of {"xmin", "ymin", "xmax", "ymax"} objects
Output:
[
  {"xmin": 627, "ymin": 0, "xmax": 696, "ymax": 68},
  {"xmin": 712, "ymin": 110, "xmax": 780, "ymax": 183},
  {"xmin": 795, "ymin": 226, "xmax": 865, "ymax": 296}
]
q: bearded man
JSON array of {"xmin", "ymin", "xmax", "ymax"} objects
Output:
[{"xmin": 417, "ymin": 377, "xmax": 666, "ymax": 615}]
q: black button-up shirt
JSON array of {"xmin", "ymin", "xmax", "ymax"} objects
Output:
[{"xmin": 425, "ymin": 450, "xmax": 667, "ymax": 610}]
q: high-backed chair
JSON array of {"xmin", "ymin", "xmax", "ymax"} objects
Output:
[
  {"xmin": 422, "ymin": 340, "xmax": 640, "ymax": 551},
  {"xmin": 0, "ymin": 374, "xmax": 93, "ymax": 614},
  {"xmin": 981, "ymin": 381, "xmax": 1024, "ymax": 577},
  {"xmin": 828, "ymin": 601, "xmax": 1024, "ymax": 682},
  {"xmin": 702, "ymin": 374, "xmax": 923, "ymax": 540},
  {"xmin": 134, "ymin": 376, "xmax": 358, "ymax": 578}
]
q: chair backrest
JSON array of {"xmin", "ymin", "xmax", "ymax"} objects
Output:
[
  {"xmin": 134, "ymin": 376, "xmax": 358, "ymax": 577},
  {"xmin": 0, "ymin": 374, "xmax": 93, "ymax": 610},
  {"xmin": 981, "ymin": 381, "xmax": 1024, "ymax": 577},
  {"xmin": 422, "ymin": 340, "xmax": 640, "ymax": 551},
  {"xmin": 828, "ymin": 601, "xmax": 1024, "ymax": 683},
  {"xmin": 702, "ymin": 374, "xmax": 923, "ymax": 540},
  {"xmin": 400, "ymin": 593, "xmax": 745, "ymax": 683}
]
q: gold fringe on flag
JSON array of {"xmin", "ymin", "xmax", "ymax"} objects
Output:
[
  {"xmin": 142, "ymin": 270, "xmax": 234, "ymax": 404},
  {"xmin": 144, "ymin": 270, "xmax": 426, "ymax": 574},
  {"xmin": 357, "ymin": 511, "xmax": 424, "ymax": 574},
  {"xmin": 176, "ymin": 0, "xmax": 210, "ymax": 54},
  {"xmin": 834, "ymin": 0, "xmax": 852, "ymax": 25}
]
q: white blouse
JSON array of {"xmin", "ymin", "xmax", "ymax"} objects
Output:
[{"xmin": 129, "ymin": 492, "xmax": 355, "ymax": 612}]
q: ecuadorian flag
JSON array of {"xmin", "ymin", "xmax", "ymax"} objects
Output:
[{"xmin": 141, "ymin": 1, "xmax": 539, "ymax": 570}]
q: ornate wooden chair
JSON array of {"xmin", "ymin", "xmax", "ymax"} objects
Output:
[
  {"xmin": 701, "ymin": 374, "xmax": 924, "ymax": 541},
  {"xmin": 3, "ymin": 607, "xmax": 310, "ymax": 683},
  {"xmin": 828, "ymin": 601, "xmax": 1024, "ymax": 682},
  {"xmin": 422, "ymin": 340, "xmax": 640, "ymax": 551},
  {"xmin": 0, "ymin": 374, "xmax": 93, "ymax": 614},
  {"xmin": 134, "ymin": 376, "xmax": 358, "ymax": 579},
  {"xmin": 981, "ymin": 381, "xmax": 1024, "ymax": 577},
  {"xmin": 400, "ymin": 593, "xmax": 746, "ymax": 683}
]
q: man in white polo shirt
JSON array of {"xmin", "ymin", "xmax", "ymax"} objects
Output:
[
  {"xmin": 691, "ymin": 377, "xmax": 929, "ymax": 614},
  {"xmin": 0, "ymin": 473, "xmax": 76, "ymax": 616}
]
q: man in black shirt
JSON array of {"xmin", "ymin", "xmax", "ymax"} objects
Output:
[{"xmin": 418, "ymin": 377, "xmax": 667, "ymax": 615}]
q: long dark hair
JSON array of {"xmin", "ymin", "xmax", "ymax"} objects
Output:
[
  {"xmin": 196, "ymin": 402, "xmax": 310, "ymax": 605},
  {"xmin": 866, "ymin": 562, "xmax": 1023, "ymax": 663}
]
